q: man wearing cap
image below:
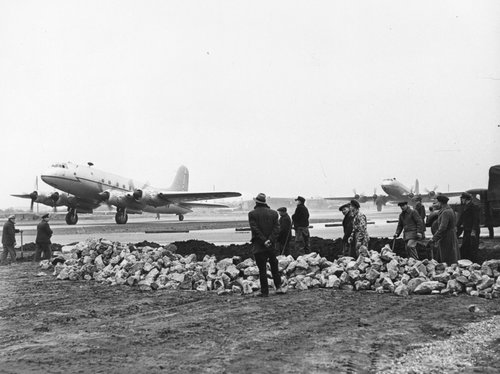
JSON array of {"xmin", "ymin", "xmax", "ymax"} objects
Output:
[
  {"xmin": 292, "ymin": 196, "xmax": 310, "ymax": 255},
  {"xmin": 339, "ymin": 203, "xmax": 354, "ymax": 257},
  {"xmin": 414, "ymin": 196, "xmax": 426, "ymax": 226},
  {"xmin": 429, "ymin": 195, "xmax": 459, "ymax": 265},
  {"xmin": 35, "ymin": 213, "xmax": 53, "ymax": 262},
  {"xmin": 1, "ymin": 215, "xmax": 21, "ymax": 265},
  {"xmin": 456, "ymin": 192, "xmax": 480, "ymax": 262},
  {"xmin": 276, "ymin": 207, "xmax": 292, "ymax": 256},
  {"xmin": 348, "ymin": 200, "xmax": 369, "ymax": 255},
  {"xmin": 248, "ymin": 193, "xmax": 285, "ymax": 297},
  {"xmin": 393, "ymin": 201, "xmax": 425, "ymax": 260}
]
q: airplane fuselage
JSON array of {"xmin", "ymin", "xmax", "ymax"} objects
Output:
[{"xmin": 380, "ymin": 178, "xmax": 411, "ymax": 200}]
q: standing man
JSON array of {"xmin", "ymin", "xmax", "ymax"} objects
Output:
[
  {"xmin": 276, "ymin": 207, "xmax": 292, "ymax": 256},
  {"xmin": 292, "ymin": 196, "xmax": 310, "ymax": 255},
  {"xmin": 248, "ymin": 193, "xmax": 284, "ymax": 297},
  {"xmin": 348, "ymin": 200, "xmax": 369, "ymax": 255},
  {"xmin": 1, "ymin": 215, "xmax": 21, "ymax": 265},
  {"xmin": 426, "ymin": 202, "xmax": 441, "ymax": 261},
  {"xmin": 339, "ymin": 203, "xmax": 354, "ymax": 257},
  {"xmin": 456, "ymin": 192, "xmax": 480, "ymax": 263},
  {"xmin": 429, "ymin": 195, "xmax": 460, "ymax": 265},
  {"xmin": 414, "ymin": 196, "xmax": 426, "ymax": 225},
  {"xmin": 35, "ymin": 213, "xmax": 53, "ymax": 261},
  {"xmin": 393, "ymin": 201, "xmax": 424, "ymax": 259}
]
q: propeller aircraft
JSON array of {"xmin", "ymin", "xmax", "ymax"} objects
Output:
[{"xmin": 12, "ymin": 162, "xmax": 241, "ymax": 225}]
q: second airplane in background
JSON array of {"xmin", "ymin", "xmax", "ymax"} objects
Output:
[
  {"xmin": 12, "ymin": 162, "xmax": 241, "ymax": 225},
  {"xmin": 326, "ymin": 177, "xmax": 463, "ymax": 211}
]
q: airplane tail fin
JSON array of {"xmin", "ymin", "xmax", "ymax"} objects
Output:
[
  {"xmin": 169, "ymin": 166, "xmax": 189, "ymax": 191},
  {"xmin": 415, "ymin": 179, "xmax": 420, "ymax": 195}
]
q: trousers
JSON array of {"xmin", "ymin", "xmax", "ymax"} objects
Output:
[
  {"xmin": 1, "ymin": 244, "xmax": 16, "ymax": 264},
  {"xmin": 254, "ymin": 249, "xmax": 282, "ymax": 295}
]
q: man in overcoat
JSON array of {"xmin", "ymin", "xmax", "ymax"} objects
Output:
[
  {"xmin": 292, "ymin": 196, "xmax": 310, "ymax": 255},
  {"xmin": 339, "ymin": 203, "xmax": 354, "ymax": 257},
  {"xmin": 1, "ymin": 215, "xmax": 21, "ymax": 265},
  {"xmin": 35, "ymin": 213, "xmax": 53, "ymax": 261},
  {"xmin": 276, "ymin": 207, "xmax": 292, "ymax": 256},
  {"xmin": 429, "ymin": 195, "xmax": 459, "ymax": 265},
  {"xmin": 248, "ymin": 193, "xmax": 284, "ymax": 297},
  {"xmin": 456, "ymin": 192, "xmax": 480, "ymax": 263}
]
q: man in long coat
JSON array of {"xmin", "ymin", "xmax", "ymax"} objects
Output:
[
  {"xmin": 276, "ymin": 207, "xmax": 292, "ymax": 256},
  {"xmin": 248, "ymin": 193, "xmax": 284, "ymax": 297},
  {"xmin": 456, "ymin": 192, "xmax": 480, "ymax": 263},
  {"xmin": 1, "ymin": 215, "xmax": 21, "ymax": 265},
  {"xmin": 430, "ymin": 195, "xmax": 459, "ymax": 265},
  {"xmin": 35, "ymin": 213, "xmax": 53, "ymax": 261},
  {"xmin": 339, "ymin": 203, "xmax": 354, "ymax": 257}
]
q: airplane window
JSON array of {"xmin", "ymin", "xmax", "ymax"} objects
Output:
[
  {"xmin": 116, "ymin": 182, "xmax": 119, "ymax": 187},
  {"xmin": 101, "ymin": 179, "xmax": 105, "ymax": 183},
  {"xmin": 108, "ymin": 180, "xmax": 111, "ymax": 185}
]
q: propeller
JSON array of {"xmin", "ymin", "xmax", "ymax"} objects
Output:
[
  {"xmin": 372, "ymin": 188, "xmax": 378, "ymax": 202},
  {"xmin": 50, "ymin": 191, "xmax": 59, "ymax": 212},
  {"xmin": 29, "ymin": 191, "xmax": 38, "ymax": 212},
  {"xmin": 424, "ymin": 185, "xmax": 439, "ymax": 198}
]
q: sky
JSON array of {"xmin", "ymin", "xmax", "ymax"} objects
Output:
[{"xmin": 0, "ymin": 1, "xmax": 499, "ymax": 209}]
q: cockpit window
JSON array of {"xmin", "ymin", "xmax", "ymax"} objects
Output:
[{"xmin": 51, "ymin": 163, "xmax": 67, "ymax": 169}]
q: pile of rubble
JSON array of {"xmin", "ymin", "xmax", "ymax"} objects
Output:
[{"xmin": 42, "ymin": 239, "xmax": 500, "ymax": 298}]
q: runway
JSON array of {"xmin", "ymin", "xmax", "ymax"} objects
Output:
[{"xmin": 11, "ymin": 207, "xmax": 408, "ymax": 246}]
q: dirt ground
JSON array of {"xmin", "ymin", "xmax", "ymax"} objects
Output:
[{"xmin": 1, "ymin": 241, "xmax": 500, "ymax": 373}]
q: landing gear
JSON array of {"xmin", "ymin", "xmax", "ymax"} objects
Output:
[
  {"xmin": 178, "ymin": 214, "xmax": 184, "ymax": 221},
  {"xmin": 65, "ymin": 209, "xmax": 78, "ymax": 225},
  {"xmin": 376, "ymin": 203, "xmax": 383, "ymax": 212},
  {"xmin": 115, "ymin": 208, "xmax": 128, "ymax": 224}
]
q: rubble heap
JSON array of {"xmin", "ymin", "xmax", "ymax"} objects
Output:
[{"xmin": 44, "ymin": 239, "xmax": 500, "ymax": 298}]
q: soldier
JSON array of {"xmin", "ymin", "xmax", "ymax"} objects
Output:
[
  {"xmin": 456, "ymin": 192, "xmax": 480, "ymax": 263},
  {"xmin": 393, "ymin": 201, "xmax": 424, "ymax": 259},
  {"xmin": 429, "ymin": 195, "xmax": 459, "ymax": 265},
  {"xmin": 276, "ymin": 207, "xmax": 292, "ymax": 256},
  {"xmin": 339, "ymin": 203, "xmax": 354, "ymax": 257},
  {"xmin": 248, "ymin": 193, "xmax": 285, "ymax": 297},
  {"xmin": 1, "ymin": 215, "xmax": 22, "ymax": 265},
  {"xmin": 35, "ymin": 213, "xmax": 53, "ymax": 261},
  {"xmin": 292, "ymin": 196, "xmax": 310, "ymax": 255}
]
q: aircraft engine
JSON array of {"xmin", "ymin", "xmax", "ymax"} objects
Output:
[
  {"xmin": 132, "ymin": 189, "xmax": 143, "ymax": 200},
  {"xmin": 107, "ymin": 190, "xmax": 129, "ymax": 208}
]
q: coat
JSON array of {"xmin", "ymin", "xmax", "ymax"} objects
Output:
[
  {"xmin": 36, "ymin": 220, "xmax": 53, "ymax": 244},
  {"xmin": 432, "ymin": 205, "xmax": 459, "ymax": 265},
  {"xmin": 350, "ymin": 211, "xmax": 369, "ymax": 248},
  {"xmin": 292, "ymin": 204, "xmax": 309, "ymax": 228},
  {"xmin": 426, "ymin": 210, "xmax": 440, "ymax": 235},
  {"xmin": 2, "ymin": 220, "xmax": 19, "ymax": 247},
  {"xmin": 395, "ymin": 207, "xmax": 424, "ymax": 240},
  {"xmin": 278, "ymin": 213, "xmax": 292, "ymax": 244},
  {"xmin": 456, "ymin": 202, "xmax": 480, "ymax": 236},
  {"xmin": 248, "ymin": 204, "xmax": 280, "ymax": 254},
  {"xmin": 415, "ymin": 202, "xmax": 426, "ymax": 222},
  {"xmin": 342, "ymin": 213, "xmax": 353, "ymax": 243}
]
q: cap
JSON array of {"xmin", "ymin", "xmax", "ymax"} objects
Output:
[
  {"xmin": 398, "ymin": 201, "xmax": 408, "ymax": 207},
  {"xmin": 436, "ymin": 195, "xmax": 449, "ymax": 203},
  {"xmin": 277, "ymin": 207, "xmax": 287, "ymax": 213},
  {"xmin": 253, "ymin": 193, "xmax": 267, "ymax": 204},
  {"xmin": 8, "ymin": 214, "xmax": 15, "ymax": 220},
  {"xmin": 350, "ymin": 199, "xmax": 360, "ymax": 209},
  {"xmin": 460, "ymin": 192, "xmax": 472, "ymax": 200},
  {"xmin": 338, "ymin": 203, "xmax": 350, "ymax": 211},
  {"xmin": 42, "ymin": 213, "xmax": 50, "ymax": 219},
  {"xmin": 295, "ymin": 196, "xmax": 305, "ymax": 203}
]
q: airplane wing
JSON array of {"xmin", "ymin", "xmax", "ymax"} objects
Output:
[
  {"xmin": 11, "ymin": 191, "xmax": 100, "ymax": 213},
  {"xmin": 178, "ymin": 202, "xmax": 230, "ymax": 209},
  {"xmin": 156, "ymin": 191, "xmax": 241, "ymax": 204}
]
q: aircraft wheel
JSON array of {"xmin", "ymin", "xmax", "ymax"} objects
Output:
[
  {"xmin": 178, "ymin": 214, "xmax": 184, "ymax": 221},
  {"xmin": 65, "ymin": 211, "xmax": 78, "ymax": 225}
]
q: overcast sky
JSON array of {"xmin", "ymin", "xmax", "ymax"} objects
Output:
[{"xmin": 0, "ymin": 1, "xmax": 499, "ymax": 209}]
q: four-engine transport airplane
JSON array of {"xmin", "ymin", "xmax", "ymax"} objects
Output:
[
  {"xmin": 326, "ymin": 178, "xmax": 463, "ymax": 211},
  {"xmin": 12, "ymin": 162, "xmax": 241, "ymax": 225}
]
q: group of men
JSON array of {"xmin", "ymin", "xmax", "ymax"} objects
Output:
[
  {"xmin": 1, "ymin": 213, "xmax": 53, "ymax": 266},
  {"xmin": 248, "ymin": 193, "xmax": 312, "ymax": 297},
  {"xmin": 338, "ymin": 192, "xmax": 480, "ymax": 264}
]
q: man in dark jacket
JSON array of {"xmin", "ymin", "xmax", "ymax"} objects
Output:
[
  {"xmin": 456, "ymin": 192, "xmax": 480, "ymax": 263},
  {"xmin": 414, "ymin": 196, "xmax": 426, "ymax": 227},
  {"xmin": 35, "ymin": 213, "xmax": 53, "ymax": 261},
  {"xmin": 394, "ymin": 201, "xmax": 424, "ymax": 259},
  {"xmin": 276, "ymin": 207, "xmax": 292, "ymax": 256},
  {"xmin": 292, "ymin": 196, "xmax": 310, "ymax": 255},
  {"xmin": 429, "ymin": 195, "xmax": 459, "ymax": 265},
  {"xmin": 248, "ymin": 193, "xmax": 284, "ymax": 297},
  {"xmin": 339, "ymin": 203, "xmax": 354, "ymax": 257},
  {"xmin": 1, "ymin": 215, "xmax": 21, "ymax": 265}
]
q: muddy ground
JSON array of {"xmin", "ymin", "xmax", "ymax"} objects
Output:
[{"xmin": 1, "ymin": 237, "xmax": 500, "ymax": 373}]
